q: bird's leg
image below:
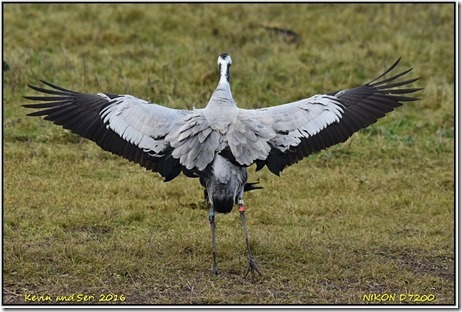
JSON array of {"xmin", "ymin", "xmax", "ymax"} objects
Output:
[
  {"xmin": 209, "ymin": 207, "xmax": 219, "ymax": 275},
  {"xmin": 238, "ymin": 199, "xmax": 261, "ymax": 278}
]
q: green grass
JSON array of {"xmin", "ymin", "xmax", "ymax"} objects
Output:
[{"xmin": 3, "ymin": 3, "xmax": 454, "ymax": 305}]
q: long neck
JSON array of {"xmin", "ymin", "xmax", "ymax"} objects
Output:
[
  {"xmin": 206, "ymin": 60, "xmax": 235, "ymax": 108},
  {"xmin": 209, "ymin": 62, "xmax": 233, "ymax": 104},
  {"xmin": 218, "ymin": 62, "xmax": 230, "ymax": 85}
]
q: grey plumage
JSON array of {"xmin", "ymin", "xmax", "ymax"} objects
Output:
[
  {"xmin": 23, "ymin": 53, "xmax": 421, "ymax": 276},
  {"xmin": 200, "ymin": 154, "xmax": 248, "ymax": 213}
]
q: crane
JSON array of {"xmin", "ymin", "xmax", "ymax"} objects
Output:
[{"xmin": 23, "ymin": 53, "xmax": 421, "ymax": 277}]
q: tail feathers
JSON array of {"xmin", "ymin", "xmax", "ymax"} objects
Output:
[
  {"xmin": 203, "ymin": 182, "xmax": 263, "ymax": 202},
  {"xmin": 244, "ymin": 182, "xmax": 263, "ymax": 192},
  {"xmin": 211, "ymin": 182, "xmax": 263, "ymax": 213},
  {"xmin": 212, "ymin": 195, "xmax": 234, "ymax": 213}
]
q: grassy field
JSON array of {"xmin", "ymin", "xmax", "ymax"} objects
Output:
[{"xmin": 3, "ymin": 3, "xmax": 455, "ymax": 305}]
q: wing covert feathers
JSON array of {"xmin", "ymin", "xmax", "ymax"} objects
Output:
[{"xmin": 255, "ymin": 58, "xmax": 421, "ymax": 175}]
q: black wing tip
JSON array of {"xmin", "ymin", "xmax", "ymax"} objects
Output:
[
  {"xmin": 22, "ymin": 102, "xmax": 40, "ymax": 107},
  {"xmin": 39, "ymin": 79, "xmax": 54, "ymax": 87},
  {"xmin": 26, "ymin": 83, "xmax": 47, "ymax": 92},
  {"xmin": 367, "ymin": 57, "xmax": 418, "ymax": 86},
  {"xmin": 367, "ymin": 57, "xmax": 401, "ymax": 84},
  {"xmin": 26, "ymin": 80, "xmax": 54, "ymax": 89},
  {"xmin": 25, "ymin": 81, "xmax": 77, "ymax": 100},
  {"xmin": 24, "ymin": 111, "xmax": 45, "ymax": 117},
  {"xmin": 389, "ymin": 57, "xmax": 402, "ymax": 72},
  {"xmin": 380, "ymin": 87, "xmax": 424, "ymax": 95},
  {"xmin": 244, "ymin": 182, "xmax": 263, "ymax": 192},
  {"xmin": 29, "ymin": 80, "xmax": 75, "ymax": 93},
  {"xmin": 368, "ymin": 59, "xmax": 423, "ymax": 98}
]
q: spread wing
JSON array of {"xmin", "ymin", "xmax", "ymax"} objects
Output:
[
  {"xmin": 23, "ymin": 58, "xmax": 421, "ymax": 180},
  {"xmin": 246, "ymin": 58, "xmax": 422, "ymax": 175},
  {"xmin": 23, "ymin": 81, "xmax": 192, "ymax": 181}
]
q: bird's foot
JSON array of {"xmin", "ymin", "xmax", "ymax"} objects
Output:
[
  {"xmin": 212, "ymin": 266, "xmax": 220, "ymax": 275},
  {"xmin": 244, "ymin": 256, "xmax": 261, "ymax": 279}
]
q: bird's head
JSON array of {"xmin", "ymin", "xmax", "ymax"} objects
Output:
[
  {"xmin": 218, "ymin": 53, "xmax": 232, "ymax": 67},
  {"xmin": 217, "ymin": 53, "xmax": 232, "ymax": 83}
]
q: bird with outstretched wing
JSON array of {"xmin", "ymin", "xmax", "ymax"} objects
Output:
[{"xmin": 24, "ymin": 54, "xmax": 421, "ymax": 277}]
